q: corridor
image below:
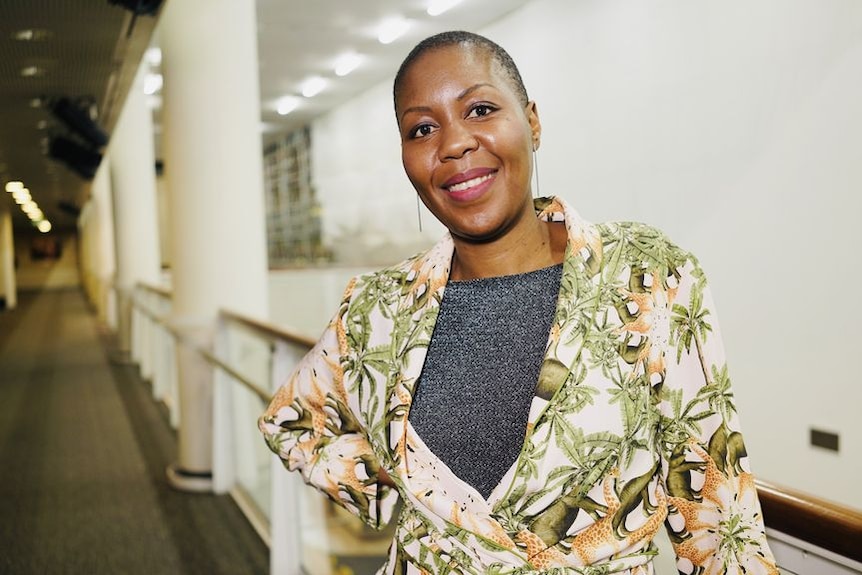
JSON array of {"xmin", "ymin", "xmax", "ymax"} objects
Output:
[{"xmin": 0, "ymin": 289, "xmax": 268, "ymax": 574}]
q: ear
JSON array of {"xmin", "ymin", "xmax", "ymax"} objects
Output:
[{"xmin": 526, "ymin": 101, "xmax": 542, "ymax": 151}]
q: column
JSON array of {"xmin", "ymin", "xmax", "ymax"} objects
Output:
[
  {"xmin": 160, "ymin": 0, "xmax": 269, "ymax": 491},
  {"xmin": 0, "ymin": 203, "xmax": 16, "ymax": 310},
  {"xmin": 89, "ymin": 159, "xmax": 117, "ymax": 327},
  {"xmin": 110, "ymin": 62, "xmax": 161, "ymax": 354}
]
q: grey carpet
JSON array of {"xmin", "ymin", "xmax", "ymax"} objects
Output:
[{"xmin": 0, "ymin": 289, "xmax": 268, "ymax": 574}]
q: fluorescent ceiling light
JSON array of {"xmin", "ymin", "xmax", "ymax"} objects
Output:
[
  {"xmin": 427, "ymin": 0, "xmax": 463, "ymax": 16},
  {"xmin": 277, "ymin": 96, "xmax": 300, "ymax": 115},
  {"xmin": 301, "ymin": 76, "xmax": 327, "ymax": 98},
  {"xmin": 378, "ymin": 17, "xmax": 410, "ymax": 44},
  {"xmin": 334, "ymin": 52, "xmax": 362, "ymax": 77},
  {"xmin": 37, "ymin": 220, "xmax": 52, "ymax": 233},
  {"xmin": 5, "ymin": 181, "xmax": 24, "ymax": 193}
]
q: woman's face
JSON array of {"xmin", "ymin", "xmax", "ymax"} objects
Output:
[{"xmin": 396, "ymin": 45, "xmax": 541, "ymax": 243}]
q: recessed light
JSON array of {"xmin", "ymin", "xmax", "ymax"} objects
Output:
[
  {"xmin": 36, "ymin": 120, "xmax": 48, "ymax": 130},
  {"xmin": 276, "ymin": 96, "xmax": 300, "ymax": 115},
  {"xmin": 427, "ymin": 0, "xmax": 463, "ymax": 16},
  {"xmin": 378, "ymin": 17, "xmax": 410, "ymax": 45},
  {"xmin": 145, "ymin": 47, "xmax": 162, "ymax": 67},
  {"xmin": 5, "ymin": 181, "xmax": 24, "ymax": 193},
  {"xmin": 29, "ymin": 97, "xmax": 43, "ymax": 108},
  {"xmin": 301, "ymin": 77, "xmax": 327, "ymax": 98},
  {"xmin": 37, "ymin": 220, "xmax": 52, "ymax": 233},
  {"xmin": 144, "ymin": 73, "xmax": 163, "ymax": 95},
  {"xmin": 20, "ymin": 66, "xmax": 42, "ymax": 77},
  {"xmin": 334, "ymin": 52, "xmax": 362, "ymax": 77}
]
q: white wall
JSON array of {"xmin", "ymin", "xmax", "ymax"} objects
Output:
[{"xmin": 300, "ymin": 0, "xmax": 862, "ymax": 510}]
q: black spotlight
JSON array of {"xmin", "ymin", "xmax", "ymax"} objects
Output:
[
  {"xmin": 49, "ymin": 136, "xmax": 103, "ymax": 180},
  {"xmin": 108, "ymin": 0, "xmax": 162, "ymax": 16},
  {"xmin": 51, "ymin": 98, "xmax": 109, "ymax": 149}
]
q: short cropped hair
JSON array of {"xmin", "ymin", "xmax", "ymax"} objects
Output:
[{"xmin": 393, "ymin": 30, "xmax": 529, "ymax": 113}]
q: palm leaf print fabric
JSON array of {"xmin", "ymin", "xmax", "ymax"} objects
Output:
[{"xmin": 259, "ymin": 196, "xmax": 778, "ymax": 575}]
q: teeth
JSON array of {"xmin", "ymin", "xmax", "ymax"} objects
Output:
[{"xmin": 447, "ymin": 173, "xmax": 493, "ymax": 192}]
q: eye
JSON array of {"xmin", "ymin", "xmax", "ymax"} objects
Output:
[
  {"xmin": 407, "ymin": 123, "xmax": 436, "ymax": 139},
  {"xmin": 467, "ymin": 103, "xmax": 497, "ymax": 118}
]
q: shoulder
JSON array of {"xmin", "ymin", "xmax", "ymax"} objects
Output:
[
  {"xmin": 342, "ymin": 240, "xmax": 448, "ymax": 310},
  {"xmin": 595, "ymin": 220, "xmax": 701, "ymax": 277}
]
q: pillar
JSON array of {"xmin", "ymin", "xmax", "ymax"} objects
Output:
[
  {"xmin": 110, "ymin": 62, "xmax": 161, "ymax": 354},
  {"xmin": 88, "ymin": 159, "xmax": 117, "ymax": 327},
  {"xmin": 0, "ymin": 203, "xmax": 16, "ymax": 310},
  {"xmin": 160, "ymin": 0, "xmax": 269, "ymax": 491}
]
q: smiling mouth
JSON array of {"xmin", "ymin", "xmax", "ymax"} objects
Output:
[{"xmin": 445, "ymin": 172, "xmax": 496, "ymax": 193}]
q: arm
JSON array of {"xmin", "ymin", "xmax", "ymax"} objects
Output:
[
  {"xmin": 258, "ymin": 283, "xmax": 399, "ymax": 530},
  {"xmin": 659, "ymin": 261, "xmax": 778, "ymax": 574}
]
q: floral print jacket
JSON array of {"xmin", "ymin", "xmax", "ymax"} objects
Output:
[{"xmin": 259, "ymin": 196, "xmax": 777, "ymax": 575}]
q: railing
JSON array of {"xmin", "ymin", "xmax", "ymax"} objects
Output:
[
  {"xmin": 129, "ymin": 281, "xmax": 862, "ymax": 575},
  {"xmin": 758, "ymin": 480, "xmax": 862, "ymax": 574}
]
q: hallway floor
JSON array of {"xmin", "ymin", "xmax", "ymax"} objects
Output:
[{"xmin": 0, "ymin": 289, "xmax": 268, "ymax": 574}]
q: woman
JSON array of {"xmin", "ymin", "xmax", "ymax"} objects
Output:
[{"xmin": 260, "ymin": 31, "xmax": 777, "ymax": 574}]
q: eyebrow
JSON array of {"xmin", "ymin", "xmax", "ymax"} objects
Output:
[{"xmin": 398, "ymin": 83, "xmax": 496, "ymax": 124}]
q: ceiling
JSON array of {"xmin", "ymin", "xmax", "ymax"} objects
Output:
[{"xmin": 0, "ymin": 0, "xmax": 528, "ymax": 233}]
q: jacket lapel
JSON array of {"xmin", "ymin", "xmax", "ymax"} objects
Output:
[{"xmin": 383, "ymin": 197, "xmax": 605, "ymax": 510}]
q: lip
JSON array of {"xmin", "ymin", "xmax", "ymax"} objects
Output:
[{"xmin": 440, "ymin": 168, "xmax": 498, "ymax": 203}]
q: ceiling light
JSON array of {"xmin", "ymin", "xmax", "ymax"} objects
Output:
[
  {"xmin": 36, "ymin": 120, "xmax": 48, "ymax": 129},
  {"xmin": 334, "ymin": 52, "xmax": 362, "ymax": 77},
  {"xmin": 144, "ymin": 73, "xmax": 163, "ymax": 95},
  {"xmin": 14, "ymin": 29, "xmax": 52, "ymax": 41},
  {"xmin": 276, "ymin": 95, "xmax": 300, "ymax": 115},
  {"xmin": 145, "ymin": 47, "xmax": 162, "ymax": 67},
  {"xmin": 13, "ymin": 190, "xmax": 31, "ymax": 204},
  {"xmin": 378, "ymin": 17, "xmax": 410, "ymax": 44},
  {"xmin": 5, "ymin": 181, "xmax": 24, "ymax": 193},
  {"xmin": 20, "ymin": 66, "xmax": 41, "ymax": 77},
  {"xmin": 23, "ymin": 201, "xmax": 39, "ymax": 213},
  {"xmin": 301, "ymin": 76, "xmax": 327, "ymax": 98},
  {"xmin": 30, "ymin": 97, "xmax": 43, "ymax": 108},
  {"xmin": 28, "ymin": 209, "xmax": 44, "ymax": 221},
  {"xmin": 37, "ymin": 220, "xmax": 52, "ymax": 233},
  {"xmin": 427, "ymin": 0, "xmax": 463, "ymax": 16}
]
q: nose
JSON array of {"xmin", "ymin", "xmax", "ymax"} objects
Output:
[{"xmin": 437, "ymin": 120, "xmax": 478, "ymax": 161}]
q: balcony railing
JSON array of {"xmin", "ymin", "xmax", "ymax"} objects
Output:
[{"xmin": 130, "ymin": 281, "xmax": 862, "ymax": 575}]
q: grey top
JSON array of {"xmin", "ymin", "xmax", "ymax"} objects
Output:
[{"xmin": 408, "ymin": 263, "xmax": 563, "ymax": 499}]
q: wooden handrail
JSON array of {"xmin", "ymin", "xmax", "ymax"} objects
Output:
[
  {"xmin": 132, "ymin": 283, "xmax": 862, "ymax": 563},
  {"xmin": 219, "ymin": 309, "xmax": 317, "ymax": 350},
  {"xmin": 756, "ymin": 479, "xmax": 862, "ymax": 562}
]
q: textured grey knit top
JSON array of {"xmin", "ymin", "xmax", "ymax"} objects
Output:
[{"xmin": 408, "ymin": 263, "xmax": 563, "ymax": 499}]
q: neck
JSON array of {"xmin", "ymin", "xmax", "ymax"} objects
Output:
[{"xmin": 450, "ymin": 217, "xmax": 567, "ymax": 281}]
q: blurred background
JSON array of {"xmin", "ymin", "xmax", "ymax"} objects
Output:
[{"xmin": 0, "ymin": 1, "xmax": 860, "ymax": 574}]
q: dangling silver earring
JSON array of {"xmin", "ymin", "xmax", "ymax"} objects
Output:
[
  {"xmin": 532, "ymin": 145, "xmax": 541, "ymax": 198},
  {"xmin": 416, "ymin": 195, "xmax": 423, "ymax": 232}
]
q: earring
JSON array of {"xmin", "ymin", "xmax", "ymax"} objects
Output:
[
  {"xmin": 532, "ymin": 145, "xmax": 541, "ymax": 198},
  {"xmin": 416, "ymin": 195, "xmax": 423, "ymax": 232}
]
